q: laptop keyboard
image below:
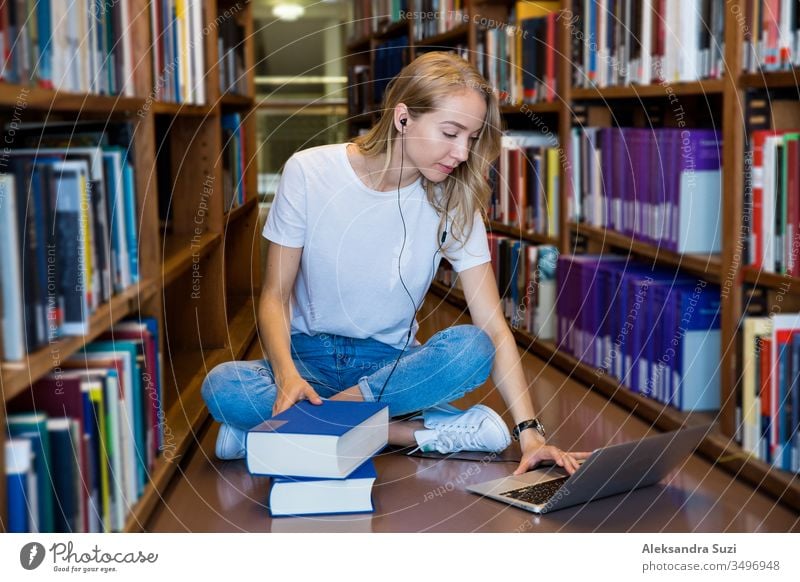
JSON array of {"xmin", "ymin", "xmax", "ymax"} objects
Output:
[{"xmin": 500, "ymin": 477, "xmax": 570, "ymax": 505}]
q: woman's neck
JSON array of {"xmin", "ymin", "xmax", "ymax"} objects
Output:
[{"xmin": 358, "ymin": 144, "xmax": 421, "ymax": 191}]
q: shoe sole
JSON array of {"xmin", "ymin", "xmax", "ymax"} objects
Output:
[{"xmin": 470, "ymin": 404, "xmax": 512, "ymax": 451}]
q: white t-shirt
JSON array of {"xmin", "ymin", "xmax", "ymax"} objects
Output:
[{"xmin": 262, "ymin": 142, "xmax": 491, "ymax": 349}]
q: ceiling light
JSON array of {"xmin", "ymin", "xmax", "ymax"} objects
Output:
[{"xmin": 272, "ymin": 3, "xmax": 305, "ymax": 20}]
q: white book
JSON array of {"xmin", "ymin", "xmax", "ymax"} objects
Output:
[
  {"xmin": 0, "ymin": 174, "xmax": 25, "ymax": 360},
  {"xmin": 639, "ymin": 0, "xmax": 653, "ymax": 84},
  {"xmin": 120, "ymin": 0, "xmax": 135, "ymax": 97},
  {"xmin": 762, "ymin": 136, "xmax": 779, "ymax": 271},
  {"xmin": 268, "ymin": 460, "xmax": 376, "ymax": 517}
]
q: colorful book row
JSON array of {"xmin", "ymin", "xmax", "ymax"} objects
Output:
[
  {"xmin": 490, "ymin": 131, "xmax": 560, "ymax": 237},
  {"xmin": 0, "ymin": 0, "xmax": 137, "ymax": 95},
  {"xmin": 569, "ymin": 0, "xmax": 726, "ymax": 88},
  {"xmin": 0, "ymin": 121, "xmax": 140, "ymax": 361},
  {"xmin": 5, "ymin": 318, "xmax": 163, "ymax": 532},
  {"xmin": 740, "ymin": 314, "xmax": 800, "ymax": 473}
]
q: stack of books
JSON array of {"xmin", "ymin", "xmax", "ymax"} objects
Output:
[{"xmin": 246, "ymin": 400, "xmax": 389, "ymax": 517}]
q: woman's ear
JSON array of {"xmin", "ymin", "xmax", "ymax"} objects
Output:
[{"xmin": 394, "ymin": 104, "xmax": 410, "ymax": 132}]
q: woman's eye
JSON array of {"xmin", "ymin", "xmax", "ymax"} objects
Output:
[{"xmin": 444, "ymin": 133, "xmax": 457, "ymax": 138}]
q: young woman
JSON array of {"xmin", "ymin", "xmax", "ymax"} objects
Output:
[{"xmin": 202, "ymin": 52, "xmax": 588, "ymax": 476}]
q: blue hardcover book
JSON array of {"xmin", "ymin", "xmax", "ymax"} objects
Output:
[
  {"xmin": 671, "ymin": 283, "xmax": 722, "ymax": 411},
  {"xmin": 46, "ymin": 418, "xmax": 81, "ymax": 533},
  {"xmin": 7, "ymin": 413, "xmax": 54, "ymax": 532},
  {"xmin": 791, "ymin": 335, "xmax": 800, "ymax": 472},
  {"xmin": 594, "ymin": 259, "xmax": 636, "ymax": 377},
  {"xmin": 777, "ymin": 341, "xmax": 792, "ymax": 471},
  {"xmin": 268, "ymin": 459, "xmax": 377, "ymax": 517},
  {"xmin": 646, "ymin": 279, "xmax": 696, "ymax": 402},
  {"xmin": 246, "ymin": 401, "xmax": 389, "ymax": 479},
  {"xmin": 619, "ymin": 268, "xmax": 685, "ymax": 393},
  {"xmin": 121, "ymin": 160, "xmax": 139, "ymax": 283},
  {"xmin": 81, "ymin": 387, "xmax": 103, "ymax": 533}
]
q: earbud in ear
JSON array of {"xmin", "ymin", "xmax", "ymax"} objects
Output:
[{"xmin": 400, "ymin": 118, "xmax": 407, "ymax": 126}]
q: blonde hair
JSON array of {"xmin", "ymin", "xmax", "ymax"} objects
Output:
[{"xmin": 351, "ymin": 51, "xmax": 502, "ymax": 248}]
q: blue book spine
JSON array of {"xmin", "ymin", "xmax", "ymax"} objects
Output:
[
  {"xmin": 36, "ymin": 0, "xmax": 53, "ymax": 87},
  {"xmin": 778, "ymin": 344, "xmax": 791, "ymax": 470},
  {"xmin": 7, "ymin": 422, "xmax": 53, "ymax": 532},
  {"xmin": 141, "ymin": 317, "xmax": 164, "ymax": 450},
  {"xmin": 82, "ymin": 390, "xmax": 102, "ymax": 532},
  {"xmin": 122, "ymin": 161, "xmax": 139, "ymax": 283},
  {"xmin": 101, "ymin": 155, "xmax": 121, "ymax": 291},
  {"xmin": 791, "ymin": 335, "xmax": 800, "ymax": 472},
  {"xmin": 6, "ymin": 472, "xmax": 29, "ymax": 532}
]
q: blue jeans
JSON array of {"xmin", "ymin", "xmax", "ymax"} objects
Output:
[{"xmin": 201, "ymin": 325, "xmax": 496, "ymax": 430}]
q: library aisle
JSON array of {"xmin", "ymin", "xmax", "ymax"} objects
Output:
[{"xmin": 146, "ymin": 295, "xmax": 799, "ymax": 533}]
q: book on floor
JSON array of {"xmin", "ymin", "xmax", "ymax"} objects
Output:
[
  {"xmin": 268, "ymin": 459, "xmax": 377, "ymax": 517},
  {"xmin": 246, "ymin": 400, "xmax": 388, "ymax": 479}
]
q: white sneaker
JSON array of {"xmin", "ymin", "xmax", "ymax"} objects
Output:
[
  {"xmin": 413, "ymin": 404, "xmax": 511, "ymax": 454},
  {"xmin": 215, "ymin": 424, "xmax": 246, "ymax": 460}
]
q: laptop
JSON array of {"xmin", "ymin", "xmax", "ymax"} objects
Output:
[{"xmin": 466, "ymin": 424, "xmax": 708, "ymax": 514}]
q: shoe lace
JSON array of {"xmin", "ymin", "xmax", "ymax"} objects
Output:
[{"xmin": 435, "ymin": 424, "xmax": 481, "ymax": 452}]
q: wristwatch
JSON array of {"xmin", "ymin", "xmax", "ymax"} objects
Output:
[{"xmin": 512, "ymin": 418, "xmax": 546, "ymax": 441}]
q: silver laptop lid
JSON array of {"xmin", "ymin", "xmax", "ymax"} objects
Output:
[{"xmin": 467, "ymin": 424, "xmax": 709, "ymax": 513}]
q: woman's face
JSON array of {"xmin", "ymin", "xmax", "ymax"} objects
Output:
[{"xmin": 402, "ymin": 89, "xmax": 487, "ymax": 183}]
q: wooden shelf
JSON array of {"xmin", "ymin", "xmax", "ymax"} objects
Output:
[
  {"xmin": 569, "ymin": 222, "xmax": 722, "ymax": 283},
  {"xmin": 740, "ymin": 69, "xmax": 800, "ymax": 89},
  {"xmin": 571, "ymin": 79, "xmax": 725, "ymax": 100},
  {"xmin": 487, "ymin": 220, "xmax": 559, "ymax": 246},
  {"xmin": 414, "ymin": 23, "xmax": 470, "ymax": 47},
  {"xmin": 428, "ymin": 280, "xmax": 800, "ymax": 511},
  {"xmin": 151, "ymin": 101, "xmax": 217, "ymax": 116},
  {"xmin": 1, "ymin": 279, "xmax": 157, "ymax": 402},
  {"xmin": 224, "ymin": 197, "xmax": 258, "ymax": 225},
  {"xmin": 161, "ymin": 231, "xmax": 222, "ymax": 287},
  {"xmin": 374, "ymin": 19, "xmax": 411, "ymax": 41},
  {"xmin": 346, "ymin": 34, "xmax": 372, "ymax": 53},
  {"xmin": 220, "ymin": 93, "xmax": 254, "ymax": 108},
  {"xmin": 741, "ymin": 267, "xmax": 800, "ymax": 294},
  {"xmin": 501, "ymin": 101, "xmax": 560, "ymax": 115},
  {"xmin": 0, "ymin": 83, "xmax": 146, "ymax": 112}
]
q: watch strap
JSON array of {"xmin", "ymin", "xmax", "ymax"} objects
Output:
[{"xmin": 512, "ymin": 418, "xmax": 545, "ymax": 441}]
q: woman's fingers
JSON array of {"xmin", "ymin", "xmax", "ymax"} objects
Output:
[{"xmin": 304, "ymin": 385, "xmax": 323, "ymax": 405}]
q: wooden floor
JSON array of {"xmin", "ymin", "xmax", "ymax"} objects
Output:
[{"xmin": 146, "ymin": 294, "xmax": 800, "ymax": 532}]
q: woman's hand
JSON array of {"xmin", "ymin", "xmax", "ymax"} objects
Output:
[
  {"xmin": 513, "ymin": 431, "xmax": 592, "ymax": 476},
  {"xmin": 272, "ymin": 374, "xmax": 323, "ymax": 416}
]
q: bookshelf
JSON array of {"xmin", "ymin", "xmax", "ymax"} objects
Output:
[
  {"xmin": 0, "ymin": 0, "xmax": 260, "ymax": 532},
  {"xmin": 345, "ymin": 0, "xmax": 800, "ymax": 511}
]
